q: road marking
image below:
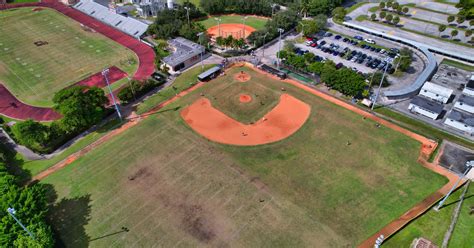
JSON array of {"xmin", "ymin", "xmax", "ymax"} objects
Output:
[{"xmin": 412, "ymin": 10, "xmax": 417, "ymax": 15}]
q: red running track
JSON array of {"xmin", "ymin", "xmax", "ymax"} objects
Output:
[
  {"xmin": 74, "ymin": 66, "xmax": 127, "ymax": 88},
  {"xmin": 0, "ymin": 1, "xmax": 155, "ymax": 121}
]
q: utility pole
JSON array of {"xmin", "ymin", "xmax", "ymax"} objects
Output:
[
  {"xmin": 7, "ymin": 207, "xmax": 35, "ymax": 240},
  {"xmin": 434, "ymin": 161, "xmax": 473, "ymax": 211},
  {"xmin": 214, "ymin": 17, "xmax": 221, "ymax": 37},
  {"xmin": 371, "ymin": 62, "xmax": 389, "ymax": 111},
  {"xmin": 242, "ymin": 16, "xmax": 248, "ymax": 39},
  {"xmin": 197, "ymin": 32, "xmax": 205, "ymax": 71},
  {"xmin": 277, "ymin": 28, "xmax": 284, "ymax": 70},
  {"xmin": 184, "ymin": 7, "xmax": 190, "ymax": 26},
  {"xmin": 261, "ymin": 32, "xmax": 269, "ymax": 62},
  {"xmin": 102, "ymin": 69, "xmax": 122, "ymax": 120}
]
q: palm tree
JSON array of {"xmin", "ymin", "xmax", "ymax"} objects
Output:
[
  {"xmin": 393, "ymin": 16, "xmax": 400, "ymax": 26},
  {"xmin": 470, "ymin": 20, "xmax": 474, "ymax": 29},
  {"xmin": 438, "ymin": 24, "xmax": 447, "ymax": 37},
  {"xmin": 466, "ymin": 30, "xmax": 473, "ymax": 38},
  {"xmin": 447, "ymin": 15, "xmax": 455, "ymax": 24},
  {"xmin": 402, "ymin": 7, "xmax": 409, "ymax": 15},
  {"xmin": 379, "ymin": 2, "xmax": 386, "ymax": 10},
  {"xmin": 457, "ymin": 16, "xmax": 466, "ymax": 26},
  {"xmin": 380, "ymin": 11, "xmax": 387, "ymax": 20},
  {"xmin": 386, "ymin": 14, "xmax": 393, "ymax": 23},
  {"xmin": 371, "ymin": 13, "xmax": 377, "ymax": 21},
  {"xmin": 301, "ymin": 0, "xmax": 310, "ymax": 19}
]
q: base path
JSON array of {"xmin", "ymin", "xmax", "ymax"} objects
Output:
[
  {"xmin": 0, "ymin": 1, "xmax": 155, "ymax": 121},
  {"xmin": 181, "ymin": 94, "xmax": 311, "ymax": 146},
  {"xmin": 207, "ymin": 24, "xmax": 256, "ymax": 39}
]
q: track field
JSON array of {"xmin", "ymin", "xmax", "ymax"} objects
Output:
[{"xmin": 0, "ymin": 7, "xmax": 137, "ymax": 107}]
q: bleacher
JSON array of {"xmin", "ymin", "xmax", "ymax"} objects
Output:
[{"xmin": 73, "ymin": 0, "xmax": 148, "ymax": 38}]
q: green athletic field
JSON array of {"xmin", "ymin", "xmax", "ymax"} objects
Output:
[
  {"xmin": 41, "ymin": 66, "xmax": 447, "ymax": 247},
  {"xmin": 0, "ymin": 8, "xmax": 137, "ymax": 107},
  {"xmin": 199, "ymin": 15, "xmax": 268, "ymax": 30}
]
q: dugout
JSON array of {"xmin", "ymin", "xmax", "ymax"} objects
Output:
[
  {"xmin": 259, "ymin": 64, "xmax": 287, "ymax": 79},
  {"xmin": 198, "ymin": 66, "xmax": 222, "ymax": 81}
]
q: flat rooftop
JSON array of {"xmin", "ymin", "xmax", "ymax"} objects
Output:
[{"xmin": 163, "ymin": 37, "xmax": 205, "ymax": 68}]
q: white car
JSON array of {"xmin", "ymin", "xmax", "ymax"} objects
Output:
[
  {"xmin": 305, "ymin": 41, "xmax": 313, "ymax": 46},
  {"xmin": 364, "ymin": 38, "xmax": 376, "ymax": 44}
]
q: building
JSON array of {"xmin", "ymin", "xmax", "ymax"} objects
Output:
[
  {"xmin": 444, "ymin": 110, "xmax": 474, "ymax": 135},
  {"xmin": 198, "ymin": 66, "xmax": 222, "ymax": 81},
  {"xmin": 419, "ymin": 82, "xmax": 453, "ymax": 104},
  {"xmin": 162, "ymin": 37, "xmax": 206, "ymax": 74},
  {"xmin": 454, "ymin": 94, "xmax": 474, "ymax": 114},
  {"xmin": 408, "ymin": 96, "xmax": 444, "ymax": 120},
  {"xmin": 134, "ymin": 0, "xmax": 173, "ymax": 18},
  {"xmin": 0, "ymin": 0, "xmax": 6, "ymax": 4},
  {"xmin": 462, "ymin": 75, "xmax": 474, "ymax": 97}
]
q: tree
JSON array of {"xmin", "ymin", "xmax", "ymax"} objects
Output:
[
  {"xmin": 308, "ymin": 62, "xmax": 324, "ymax": 75},
  {"xmin": 466, "ymin": 30, "xmax": 473, "ymax": 37},
  {"xmin": 392, "ymin": 2, "xmax": 400, "ymax": 11},
  {"xmin": 456, "ymin": 16, "xmax": 465, "ymax": 27},
  {"xmin": 393, "ymin": 16, "xmax": 400, "ymax": 26},
  {"xmin": 379, "ymin": 11, "xmax": 387, "ymax": 20},
  {"xmin": 301, "ymin": 0, "xmax": 310, "ymax": 18},
  {"xmin": 447, "ymin": 15, "xmax": 455, "ymax": 23},
  {"xmin": 394, "ymin": 47, "xmax": 413, "ymax": 72},
  {"xmin": 402, "ymin": 7, "xmax": 409, "ymax": 15},
  {"xmin": 298, "ymin": 15, "xmax": 327, "ymax": 36},
  {"xmin": 379, "ymin": 2, "xmax": 385, "ymax": 10},
  {"xmin": 283, "ymin": 40, "xmax": 296, "ymax": 52},
  {"xmin": 371, "ymin": 13, "xmax": 377, "ymax": 21},
  {"xmin": 53, "ymin": 86, "xmax": 108, "ymax": 133},
  {"xmin": 385, "ymin": 14, "xmax": 393, "ymax": 23},
  {"xmin": 303, "ymin": 52, "xmax": 315, "ymax": 63},
  {"xmin": 332, "ymin": 7, "xmax": 346, "ymax": 22},
  {"xmin": 387, "ymin": 1, "xmax": 393, "ymax": 8},
  {"xmin": 215, "ymin": 36, "xmax": 224, "ymax": 47},
  {"xmin": 471, "ymin": 36, "xmax": 474, "ymax": 44},
  {"xmin": 438, "ymin": 24, "xmax": 447, "ymax": 36},
  {"xmin": 370, "ymin": 72, "xmax": 390, "ymax": 87},
  {"xmin": 470, "ymin": 19, "xmax": 474, "ymax": 28},
  {"xmin": 307, "ymin": 0, "xmax": 344, "ymax": 16},
  {"xmin": 451, "ymin": 29, "xmax": 459, "ymax": 39},
  {"xmin": 11, "ymin": 120, "xmax": 50, "ymax": 151}
]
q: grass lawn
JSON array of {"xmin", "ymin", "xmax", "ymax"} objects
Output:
[
  {"xmin": 198, "ymin": 15, "xmax": 268, "ymax": 30},
  {"xmin": 441, "ymin": 58, "xmax": 474, "ymax": 71},
  {"xmin": 7, "ymin": 0, "xmax": 38, "ymax": 3},
  {"xmin": 384, "ymin": 183, "xmax": 473, "ymax": 247},
  {"xmin": 0, "ymin": 8, "xmax": 137, "ymax": 107},
  {"xmin": 41, "ymin": 66, "xmax": 447, "ymax": 246},
  {"xmin": 136, "ymin": 64, "xmax": 215, "ymax": 115}
]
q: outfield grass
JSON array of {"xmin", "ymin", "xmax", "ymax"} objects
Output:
[
  {"xmin": 41, "ymin": 66, "xmax": 448, "ymax": 246},
  {"xmin": 198, "ymin": 15, "xmax": 268, "ymax": 30},
  {"xmin": 0, "ymin": 8, "xmax": 137, "ymax": 107},
  {"xmin": 384, "ymin": 183, "xmax": 473, "ymax": 247}
]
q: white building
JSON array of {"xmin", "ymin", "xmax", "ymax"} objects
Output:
[
  {"xmin": 162, "ymin": 37, "xmax": 207, "ymax": 74},
  {"xmin": 419, "ymin": 82, "xmax": 454, "ymax": 104},
  {"xmin": 408, "ymin": 96, "xmax": 444, "ymax": 120},
  {"xmin": 462, "ymin": 77, "xmax": 474, "ymax": 97},
  {"xmin": 454, "ymin": 94, "xmax": 474, "ymax": 114},
  {"xmin": 444, "ymin": 110, "xmax": 474, "ymax": 135}
]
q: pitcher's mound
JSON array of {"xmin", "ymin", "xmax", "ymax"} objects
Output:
[
  {"xmin": 239, "ymin": 94, "xmax": 252, "ymax": 103},
  {"xmin": 234, "ymin": 71, "xmax": 251, "ymax": 82}
]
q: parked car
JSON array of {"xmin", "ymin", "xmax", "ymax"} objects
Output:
[
  {"xmin": 336, "ymin": 63, "xmax": 344, "ymax": 69},
  {"xmin": 354, "ymin": 35, "xmax": 363, "ymax": 40},
  {"xmin": 343, "ymin": 37, "xmax": 349, "ymax": 42},
  {"xmin": 320, "ymin": 40, "xmax": 327, "ymax": 46},
  {"xmin": 370, "ymin": 46, "xmax": 376, "ymax": 52},
  {"xmin": 310, "ymin": 42, "xmax": 317, "ymax": 47},
  {"xmin": 390, "ymin": 48, "xmax": 400, "ymax": 53},
  {"xmin": 364, "ymin": 38, "xmax": 376, "ymax": 44},
  {"xmin": 335, "ymin": 35, "xmax": 342, "ymax": 40},
  {"xmin": 305, "ymin": 41, "xmax": 313, "ymax": 46},
  {"xmin": 324, "ymin": 32, "xmax": 333, "ymax": 37},
  {"xmin": 375, "ymin": 48, "xmax": 381, "ymax": 53}
]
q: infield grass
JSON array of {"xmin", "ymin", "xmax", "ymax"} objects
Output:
[
  {"xmin": 42, "ymin": 66, "xmax": 447, "ymax": 247},
  {"xmin": 199, "ymin": 15, "xmax": 268, "ymax": 30},
  {"xmin": 0, "ymin": 8, "xmax": 137, "ymax": 107}
]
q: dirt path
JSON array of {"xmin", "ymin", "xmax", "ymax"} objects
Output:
[{"xmin": 181, "ymin": 94, "xmax": 310, "ymax": 146}]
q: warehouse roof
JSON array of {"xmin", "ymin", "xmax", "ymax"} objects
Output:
[
  {"xmin": 410, "ymin": 96, "xmax": 444, "ymax": 114},
  {"xmin": 457, "ymin": 94, "xmax": 474, "ymax": 106},
  {"xmin": 448, "ymin": 110, "xmax": 474, "ymax": 126},
  {"xmin": 420, "ymin": 82, "xmax": 453, "ymax": 98}
]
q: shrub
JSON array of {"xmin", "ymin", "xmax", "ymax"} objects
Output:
[{"xmin": 118, "ymin": 79, "xmax": 164, "ymax": 104}]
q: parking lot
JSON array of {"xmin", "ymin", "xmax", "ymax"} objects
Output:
[{"xmin": 295, "ymin": 32, "xmax": 401, "ymax": 74}]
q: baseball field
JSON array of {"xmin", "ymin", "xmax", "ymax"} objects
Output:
[
  {"xmin": 0, "ymin": 8, "xmax": 137, "ymax": 107},
  {"xmin": 42, "ymin": 66, "xmax": 447, "ymax": 247},
  {"xmin": 199, "ymin": 15, "xmax": 268, "ymax": 30}
]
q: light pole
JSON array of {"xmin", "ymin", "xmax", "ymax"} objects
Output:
[
  {"xmin": 7, "ymin": 207, "xmax": 35, "ymax": 240},
  {"xmin": 277, "ymin": 28, "xmax": 284, "ymax": 70},
  {"xmin": 434, "ymin": 161, "xmax": 473, "ymax": 211},
  {"xmin": 242, "ymin": 16, "xmax": 248, "ymax": 39},
  {"xmin": 261, "ymin": 32, "xmax": 269, "ymax": 61},
  {"xmin": 371, "ymin": 62, "xmax": 389, "ymax": 111},
  {"xmin": 197, "ymin": 32, "xmax": 205, "ymax": 71},
  {"xmin": 102, "ymin": 69, "xmax": 122, "ymax": 120},
  {"xmin": 184, "ymin": 7, "xmax": 190, "ymax": 26},
  {"xmin": 394, "ymin": 54, "xmax": 409, "ymax": 73},
  {"xmin": 214, "ymin": 17, "xmax": 221, "ymax": 37}
]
